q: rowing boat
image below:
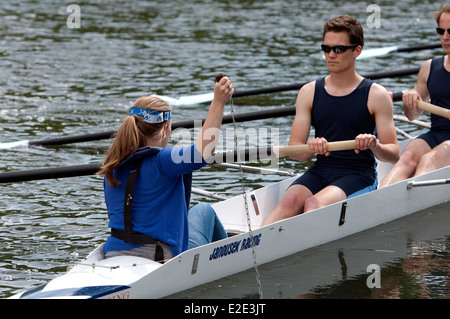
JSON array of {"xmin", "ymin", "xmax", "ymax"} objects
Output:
[{"xmin": 9, "ymin": 140, "xmax": 450, "ymax": 299}]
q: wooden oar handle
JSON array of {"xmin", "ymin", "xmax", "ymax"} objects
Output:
[
  {"xmin": 274, "ymin": 140, "xmax": 361, "ymax": 158},
  {"xmin": 418, "ymin": 101, "xmax": 450, "ymax": 119}
]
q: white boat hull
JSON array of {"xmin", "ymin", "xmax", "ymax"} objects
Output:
[{"xmin": 11, "ymin": 161, "xmax": 449, "ymax": 299}]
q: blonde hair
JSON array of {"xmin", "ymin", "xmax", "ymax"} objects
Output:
[{"xmin": 98, "ymin": 96, "xmax": 172, "ymax": 187}]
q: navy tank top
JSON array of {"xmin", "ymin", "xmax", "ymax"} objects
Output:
[
  {"xmin": 427, "ymin": 56, "xmax": 450, "ymax": 131},
  {"xmin": 311, "ymin": 77, "xmax": 376, "ymax": 171}
]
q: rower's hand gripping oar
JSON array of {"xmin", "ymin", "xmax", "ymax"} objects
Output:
[
  {"xmin": 388, "ymin": 90, "xmax": 449, "ymax": 119},
  {"xmin": 417, "ymin": 101, "xmax": 450, "ymax": 119}
]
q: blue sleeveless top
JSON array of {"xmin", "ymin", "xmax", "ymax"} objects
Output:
[
  {"xmin": 311, "ymin": 77, "xmax": 376, "ymax": 172},
  {"xmin": 427, "ymin": 56, "xmax": 450, "ymax": 131}
]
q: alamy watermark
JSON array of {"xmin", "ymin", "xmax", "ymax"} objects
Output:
[
  {"xmin": 66, "ymin": 4, "xmax": 81, "ymax": 29},
  {"xmin": 366, "ymin": 264, "xmax": 381, "ymax": 288},
  {"xmin": 367, "ymin": 4, "xmax": 381, "ymax": 29}
]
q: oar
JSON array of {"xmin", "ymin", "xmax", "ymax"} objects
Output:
[
  {"xmin": 0, "ymin": 107, "xmax": 295, "ymax": 149},
  {"xmin": 210, "ymin": 140, "xmax": 364, "ymax": 163},
  {"xmin": 358, "ymin": 43, "xmax": 441, "ymax": 59},
  {"xmin": 0, "ymin": 161, "xmax": 227, "ymax": 199},
  {"xmin": 158, "ymin": 44, "xmax": 439, "ymax": 104},
  {"xmin": 0, "ymin": 87, "xmax": 409, "ymax": 149},
  {"xmin": 152, "ymin": 67, "xmax": 420, "ymax": 106},
  {"xmin": 0, "ymin": 140, "xmax": 362, "ymax": 183},
  {"xmin": 418, "ymin": 101, "xmax": 450, "ymax": 119},
  {"xmin": 0, "ymin": 163, "xmax": 102, "ymax": 183}
]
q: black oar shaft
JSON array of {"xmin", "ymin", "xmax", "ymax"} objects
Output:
[
  {"xmin": 364, "ymin": 67, "xmax": 420, "ymax": 80},
  {"xmin": 233, "ymin": 83, "xmax": 302, "ymax": 98},
  {"xmin": 29, "ymin": 108, "xmax": 297, "ymax": 146},
  {"xmin": 232, "ymin": 67, "xmax": 419, "ymax": 98},
  {"xmin": 0, "ymin": 163, "xmax": 101, "ymax": 183},
  {"xmin": 174, "ymin": 106, "xmax": 297, "ymax": 128},
  {"xmin": 397, "ymin": 43, "xmax": 441, "ymax": 53},
  {"xmin": 29, "ymin": 131, "xmax": 116, "ymax": 146},
  {"xmin": 392, "ymin": 91, "xmax": 403, "ymax": 102},
  {"xmin": 0, "ymin": 148, "xmax": 276, "ymax": 183}
]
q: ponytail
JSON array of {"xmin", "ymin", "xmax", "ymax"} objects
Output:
[
  {"xmin": 97, "ymin": 116, "xmax": 146, "ymax": 187},
  {"xmin": 97, "ymin": 96, "xmax": 172, "ymax": 188}
]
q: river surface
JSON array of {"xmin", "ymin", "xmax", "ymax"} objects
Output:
[{"xmin": 0, "ymin": 0, "xmax": 449, "ymax": 299}]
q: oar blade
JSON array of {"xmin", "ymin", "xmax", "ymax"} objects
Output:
[{"xmin": 0, "ymin": 140, "xmax": 29, "ymax": 149}]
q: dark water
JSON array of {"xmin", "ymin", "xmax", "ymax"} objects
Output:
[
  {"xmin": 168, "ymin": 202, "xmax": 450, "ymax": 299},
  {"xmin": 0, "ymin": 0, "xmax": 448, "ymax": 298}
]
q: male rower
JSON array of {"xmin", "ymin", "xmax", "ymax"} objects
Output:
[
  {"xmin": 380, "ymin": 5, "xmax": 450, "ymax": 187},
  {"xmin": 261, "ymin": 15, "xmax": 399, "ymax": 226}
]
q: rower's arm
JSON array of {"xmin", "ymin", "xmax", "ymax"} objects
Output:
[
  {"xmin": 196, "ymin": 77, "xmax": 233, "ymax": 160},
  {"xmin": 403, "ymin": 59, "xmax": 431, "ymax": 121},
  {"xmin": 368, "ymin": 84, "xmax": 400, "ymax": 163},
  {"xmin": 288, "ymin": 82, "xmax": 314, "ymax": 161}
]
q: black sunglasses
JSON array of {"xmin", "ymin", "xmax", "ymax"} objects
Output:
[
  {"xmin": 436, "ymin": 27, "xmax": 450, "ymax": 35},
  {"xmin": 321, "ymin": 43, "xmax": 359, "ymax": 54}
]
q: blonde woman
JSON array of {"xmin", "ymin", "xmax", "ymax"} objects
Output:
[{"xmin": 98, "ymin": 76, "xmax": 233, "ymax": 261}]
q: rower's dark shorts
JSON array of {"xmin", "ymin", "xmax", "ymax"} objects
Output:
[
  {"xmin": 290, "ymin": 164, "xmax": 377, "ymax": 198},
  {"xmin": 416, "ymin": 129, "xmax": 450, "ymax": 149}
]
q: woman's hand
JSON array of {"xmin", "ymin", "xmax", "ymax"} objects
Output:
[
  {"xmin": 213, "ymin": 76, "xmax": 234, "ymax": 105},
  {"xmin": 196, "ymin": 75, "xmax": 234, "ymax": 160}
]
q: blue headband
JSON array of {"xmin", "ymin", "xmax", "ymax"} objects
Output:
[{"xmin": 129, "ymin": 107, "xmax": 172, "ymax": 124}]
